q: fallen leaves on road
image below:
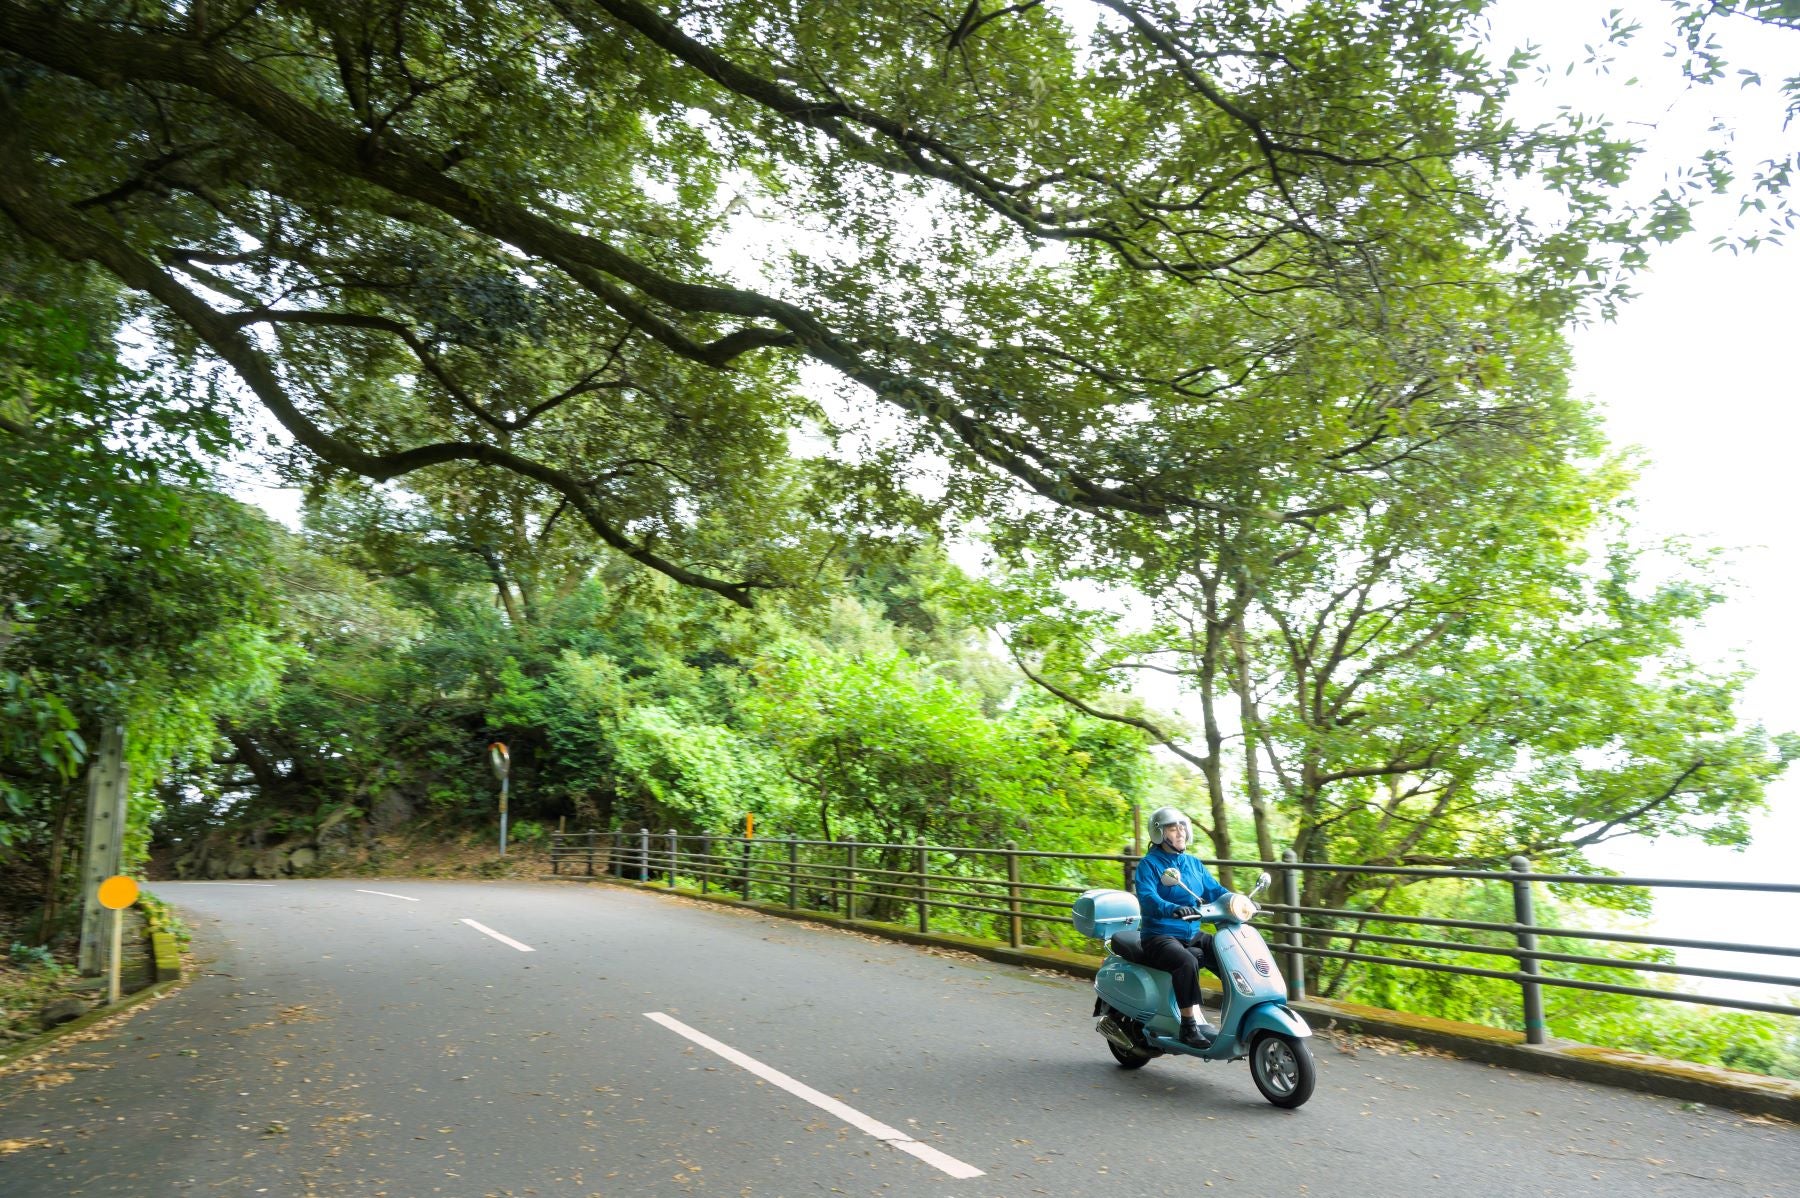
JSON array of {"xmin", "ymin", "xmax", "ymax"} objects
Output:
[
  {"xmin": 277, "ymin": 1004, "xmax": 323, "ymax": 1024},
  {"xmin": 1327, "ymin": 1029, "xmax": 1453, "ymax": 1060},
  {"xmin": 919, "ymin": 945, "xmax": 984, "ymax": 965}
]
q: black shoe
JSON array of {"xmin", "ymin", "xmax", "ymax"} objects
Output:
[{"xmin": 1178, "ymin": 1019, "xmax": 1216, "ymax": 1049}]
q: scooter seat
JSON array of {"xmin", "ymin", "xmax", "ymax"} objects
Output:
[{"xmin": 1107, "ymin": 929, "xmax": 1153, "ymax": 966}]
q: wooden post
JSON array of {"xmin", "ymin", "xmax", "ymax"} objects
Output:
[
  {"xmin": 78, "ymin": 725, "xmax": 128, "ymax": 977},
  {"xmin": 96, "ymin": 876, "xmax": 138, "ymax": 1005},
  {"xmin": 106, "ymin": 907, "xmax": 124, "ymax": 1004}
]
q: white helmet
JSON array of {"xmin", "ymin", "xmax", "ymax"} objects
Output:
[{"xmin": 1148, "ymin": 806, "xmax": 1191, "ymax": 845}]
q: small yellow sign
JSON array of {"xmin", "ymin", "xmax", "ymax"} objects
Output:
[{"xmin": 97, "ymin": 875, "xmax": 139, "ymax": 910}]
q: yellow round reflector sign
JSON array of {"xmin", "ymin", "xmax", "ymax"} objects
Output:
[{"xmin": 97, "ymin": 875, "xmax": 139, "ymax": 910}]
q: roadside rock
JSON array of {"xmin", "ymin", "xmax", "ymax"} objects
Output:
[
  {"xmin": 370, "ymin": 789, "xmax": 414, "ymax": 834},
  {"xmin": 38, "ymin": 997, "xmax": 87, "ymax": 1028}
]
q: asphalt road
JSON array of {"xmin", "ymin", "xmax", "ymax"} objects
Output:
[{"xmin": 0, "ymin": 879, "xmax": 1793, "ymax": 1197}]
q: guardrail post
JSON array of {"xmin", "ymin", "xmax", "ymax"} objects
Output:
[
  {"xmin": 586, "ymin": 832, "xmax": 596, "ymax": 877},
  {"xmin": 700, "ymin": 836, "xmax": 710, "ymax": 893},
  {"xmin": 666, "ymin": 829, "xmax": 677, "ymax": 888},
  {"xmin": 1121, "ymin": 840, "xmax": 1137, "ymax": 893},
  {"xmin": 1282, "ymin": 849, "xmax": 1305, "ymax": 1001},
  {"xmin": 844, "ymin": 841, "xmax": 857, "ymax": 919},
  {"xmin": 740, "ymin": 836, "xmax": 752, "ymax": 901},
  {"xmin": 1005, "ymin": 840, "xmax": 1022, "ymax": 948},
  {"xmin": 551, "ymin": 832, "xmax": 561, "ymax": 875},
  {"xmin": 1511, "ymin": 854, "xmax": 1546, "ymax": 1045},
  {"xmin": 786, "ymin": 836, "xmax": 798, "ymax": 910},
  {"xmin": 916, "ymin": 838, "xmax": 929, "ymax": 933},
  {"xmin": 638, "ymin": 828, "xmax": 650, "ymax": 881}
]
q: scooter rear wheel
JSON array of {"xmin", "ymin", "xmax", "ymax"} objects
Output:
[
  {"xmin": 1106, "ymin": 1039, "xmax": 1155, "ymax": 1069},
  {"xmin": 1248, "ymin": 1031, "xmax": 1315, "ymax": 1108}
]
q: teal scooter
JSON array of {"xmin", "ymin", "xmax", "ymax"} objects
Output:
[{"xmin": 1073, "ymin": 871, "xmax": 1316, "ymax": 1108}]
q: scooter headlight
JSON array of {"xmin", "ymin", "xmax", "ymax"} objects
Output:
[{"xmin": 1228, "ymin": 893, "xmax": 1257, "ymax": 923}]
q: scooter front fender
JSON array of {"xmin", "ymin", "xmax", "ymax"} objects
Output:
[{"xmin": 1238, "ymin": 1001, "xmax": 1312, "ymax": 1041}]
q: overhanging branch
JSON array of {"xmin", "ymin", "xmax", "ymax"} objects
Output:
[{"xmin": 0, "ymin": 101, "xmax": 763, "ymax": 607}]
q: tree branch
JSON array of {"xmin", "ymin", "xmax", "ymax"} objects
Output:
[
  {"xmin": 1003, "ymin": 640, "xmax": 1212, "ymax": 775},
  {"xmin": 0, "ymin": 102, "xmax": 763, "ymax": 607},
  {"xmin": 0, "ymin": 0, "xmax": 1205, "ymax": 521}
]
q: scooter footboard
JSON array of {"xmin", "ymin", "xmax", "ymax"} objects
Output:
[{"xmin": 1240, "ymin": 1003, "xmax": 1312, "ymax": 1040}]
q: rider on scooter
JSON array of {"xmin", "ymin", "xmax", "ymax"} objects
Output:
[{"xmin": 1134, "ymin": 807, "xmax": 1227, "ymax": 1049}]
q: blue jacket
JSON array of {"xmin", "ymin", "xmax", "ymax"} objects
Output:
[{"xmin": 1134, "ymin": 845, "xmax": 1228, "ymax": 941}]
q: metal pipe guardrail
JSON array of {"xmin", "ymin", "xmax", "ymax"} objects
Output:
[{"xmin": 550, "ymin": 830, "xmax": 1800, "ymax": 1039}]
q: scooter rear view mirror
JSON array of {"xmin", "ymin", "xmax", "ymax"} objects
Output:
[
  {"xmin": 1160, "ymin": 868, "xmax": 1181, "ymax": 886},
  {"xmin": 1250, "ymin": 871, "xmax": 1272, "ymax": 898}
]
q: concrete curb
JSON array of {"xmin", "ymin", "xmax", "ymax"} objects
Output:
[
  {"xmin": 1287, "ymin": 997, "xmax": 1799, "ymax": 1123},
  {"xmin": 561, "ymin": 871, "xmax": 1799, "ymax": 1123},
  {"xmin": 150, "ymin": 930, "xmax": 181, "ymax": 983},
  {"xmin": 0, "ymin": 920, "xmax": 187, "ymax": 1075}
]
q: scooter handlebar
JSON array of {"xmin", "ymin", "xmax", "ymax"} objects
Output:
[
  {"xmin": 1186, "ymin": 895, "xmax": 1254, "ymax": 923},
  {"xmin": 1159, "ymin": 869, "xmax": 1255, "ymax": 923}
]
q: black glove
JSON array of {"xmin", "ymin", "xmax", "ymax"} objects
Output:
[{"xmin": 1173, "ymin": 905, "xmax": 1201, "ymax": 918}]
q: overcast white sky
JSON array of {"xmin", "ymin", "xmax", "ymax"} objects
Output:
[{"xmin": 1476, "ymin": 2, "xmax": 1799, "ymax": 983}]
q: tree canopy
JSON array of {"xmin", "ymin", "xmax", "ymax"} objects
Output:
[{"xmin": 6, "ymin": 0, "xmax": 1764, "ymax": 600}]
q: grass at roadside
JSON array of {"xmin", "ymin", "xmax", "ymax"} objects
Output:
[{"xmin": 0, "ymin": 941, "xmax": 85, "ymax": 1045}]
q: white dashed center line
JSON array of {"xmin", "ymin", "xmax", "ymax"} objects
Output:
[
  {"xmin": 644, "ymin": 1011, "xmax": 983, "ymax": 1180},
  {"xmin": 354, "ymin": 889, "xmax": 420, "ymax": 902},
  {"xmin": 460, "ymin": 918, "xmax": 534, "ymax": 952}
]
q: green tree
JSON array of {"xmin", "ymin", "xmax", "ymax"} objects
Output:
[
  {"xmin": 1, "ymin": 294, "xmax": 286, "ymax": 935},
  {"xmin": 974, "ymin": 296, "xmax": 1793, "ymax": 910},
  {"xmin": 0, "ymin": 0, "xmax": 1730, "ymax": 600}
]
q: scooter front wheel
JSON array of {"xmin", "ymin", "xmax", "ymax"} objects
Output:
[{"xmin": 1248, "ymin": 1031, "xmax": 1315, "ymax": 1108}]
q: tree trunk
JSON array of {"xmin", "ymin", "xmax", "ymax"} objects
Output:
[
  {"xmin": 476, "ymin": 546, "xmax": 526, "ymax": 627},
  {"xmin": 1229, "ymin": 620, "xmax": 1276, "ymax": 863},
  {"xmin": 1197, "ymin": 660, "xmax": 1231, "ymax": 863},
  {"xmin": 1194, "ymin": 571, "xmax": 1232, "ymax": 865},
  {"xmin": 37, "ymin": 780, "xmax": 76, "ymax": 943}
]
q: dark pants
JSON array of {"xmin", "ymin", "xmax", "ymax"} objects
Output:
[{"xmin": 1140, "ymin": 932, "xmax": 1219, "ymax": 1011}]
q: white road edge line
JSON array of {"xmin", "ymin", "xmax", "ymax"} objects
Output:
[
  {"xmin": 355, "ymin": 889, "xmax": 420, "ymax": 902},
  {"xmin": 643, "ymin": 1011, "xmax": 983, "ymax": 1181},
  {"xmin": 460, "ymin": 918, "xmax": 534, "ymax": 952}
]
